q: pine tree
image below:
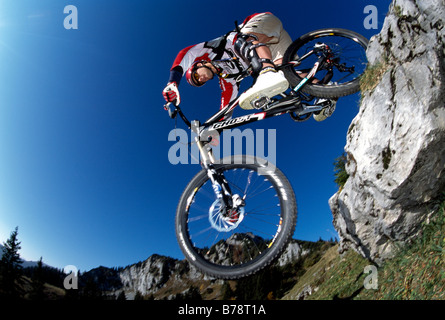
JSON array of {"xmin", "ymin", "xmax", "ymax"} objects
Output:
[
  {"xmin": 333, "ymin": 152, "xmax": 349, "ymax": 189},
  {"xmin": 116, "ymin": 291, "xmax": 127, "ymax": 300},
  {"xmin": 30, "ymin": 257, "xmax": 45, "ymax": 300},
  {"xmin": 134, "ymin": 290, "xmax": 144, "ymax": 300},
  {"xmin": 0, "ymin": 227, "xmax": 24, "ymax": 299}
]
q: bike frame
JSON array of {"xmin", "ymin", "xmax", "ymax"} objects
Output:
[
  {"xmin": 167, "ymin": 65, "xmax": 326, "ymax": 133},
  {"xmin": 165, "ymin": 41, "xmax": 335, "ymax": 134},
  {"xmin": 164, "ymin": 42, "xmax": 332, "ymax": 207}
]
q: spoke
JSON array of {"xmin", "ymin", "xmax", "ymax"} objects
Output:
[
  {"xmin": 191, "ymin": 225, "xmax": 214, "ymax": 238},
  {"xmin": 245, "ymin": 214, "xmax": 279, "ymax": 227},
  {"xmin": 246, "ymin": 205, "xmax": 280, "ymax": 216},
  {"xmin": 188, "ymin": 213, "xmax": 208, "ymax": 223},
  {"xmin": 244, "ymin": 185, "xmax": 274, "ymax": 201},
  {"xmin": 238, "ymin": 223, "xmax": 276, "ymax": 239},
  {"xmin": 185, "ymin": 165, "xmax": 285, "ymax": 267}
]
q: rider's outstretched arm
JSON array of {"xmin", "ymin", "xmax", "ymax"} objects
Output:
[{"xmin": 163, "ymin": 43, "xmax": 213, "ymax": 106}]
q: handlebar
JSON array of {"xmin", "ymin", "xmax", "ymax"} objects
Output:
[{"xmin": 164, "ymin": 101, "xmax": 191, "ymax": 129}]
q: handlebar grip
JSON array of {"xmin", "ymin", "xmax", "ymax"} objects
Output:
[
  {"xmin": 163, "ymin": 100, "xmax": 191, "ymax": 128},
  {"xmin": 164, "ymin": 102, "xmax": 178, "ymax": 119}
]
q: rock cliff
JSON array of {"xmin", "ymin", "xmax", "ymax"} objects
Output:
[
  {"xmin": 81, "ymin": 239, "xmax": 303, "ymax": 299},
  {"xmin": 329, "ymin": 0, "xmax": 445, "ymax": 264}
]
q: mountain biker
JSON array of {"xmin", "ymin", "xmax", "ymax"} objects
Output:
[
  {"xmin": 163, "ymin": 12, "xmax": 292, "ymax": 112},
  {"xmin": 163, "ymin": 12, "xmax": 336, "ymax": 121}
]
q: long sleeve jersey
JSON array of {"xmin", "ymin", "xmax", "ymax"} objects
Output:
[{"xmin": 168, "ymin": 31, "xmax": 249, "ymax": 110}]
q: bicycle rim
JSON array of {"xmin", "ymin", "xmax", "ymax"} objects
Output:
[
  {"xmin": 283, "ymin": 28, "xmax": 369, "ymax": 98},
  {"xmin": 176, "ymin": 157, "xmax": 296, "ymax": 279}
]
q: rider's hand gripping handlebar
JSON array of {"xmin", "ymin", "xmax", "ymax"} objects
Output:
[
  {"xmin": 164, "ymin": 101, "xmax": 191, "ymax": 129},
  {"xmin": 164, "ymin": 101, "xmax": 178, "ymax": 119}
]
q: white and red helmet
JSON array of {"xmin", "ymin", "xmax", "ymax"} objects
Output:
[{"xmin": 185, "ymin": 60, "xmax": 214, "ymax": 87}]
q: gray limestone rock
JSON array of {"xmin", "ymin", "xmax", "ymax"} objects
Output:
[{"xmin": 329, "ymin": 0, "xmax": 445, "ymax": 264}]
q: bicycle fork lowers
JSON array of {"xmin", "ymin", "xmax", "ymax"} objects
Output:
[{"xmin": 193, "ymin": 122, "xmax": 245, "ymax": 224}]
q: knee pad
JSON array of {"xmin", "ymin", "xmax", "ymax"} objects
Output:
[{"xmin": 234, "ymin": 34, "xmax": 274, "ymax": 76}]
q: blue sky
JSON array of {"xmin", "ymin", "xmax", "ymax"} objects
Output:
[{"xmin": 0, "ymin": 0, "xmax": 392, "ymax": 272}]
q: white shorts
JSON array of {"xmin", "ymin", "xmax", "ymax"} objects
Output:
[{"xmin": 240, "ymin": 13, "xmax": 292, "ymax": 62}]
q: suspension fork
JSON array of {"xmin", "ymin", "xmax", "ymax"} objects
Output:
[{"xmin": 195, "ymin": 137, "xmax": 234, "ymax": 208}]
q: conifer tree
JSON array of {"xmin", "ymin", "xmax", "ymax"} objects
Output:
[
  {"xmin": 333, "ymin": 152, "xmax": 349, "ymax": 189},
  {"xmin": 30, "ymin": 257, "xmax": 45, "ymax": 300},
  {"xmin": 0, "ymin": 227, "xmax": 24, "ymax": 298},
  {"xmin": 116, "ymin": 291, "xmax": 127, "ymax": 300}
]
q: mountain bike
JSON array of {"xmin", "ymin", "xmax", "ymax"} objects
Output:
[{"xmin": 165, "ymin": 28, "xmax": 369, "ymax": 279}]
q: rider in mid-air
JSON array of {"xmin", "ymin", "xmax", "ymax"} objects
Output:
[{"xmin": 162, "ymin": 12, "xmax": 335, "ymax": 120}]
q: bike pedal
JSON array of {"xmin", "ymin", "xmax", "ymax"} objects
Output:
[{"xmin": 251, "ymin": 96, "xmax": 271, "ymax": 110}]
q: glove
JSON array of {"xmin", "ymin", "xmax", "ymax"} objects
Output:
[{"xmin": 163, "ymin": 82, "xmax": 180, "ymax": 106}]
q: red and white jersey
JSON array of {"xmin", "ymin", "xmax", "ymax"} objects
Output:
[
  {"xmin": 168, "ymin": 13, "xmax": 278, "ymax": 110},
  {"xmin": 169, "ymin": 32, "xmax": 249, "ymax": 110}
]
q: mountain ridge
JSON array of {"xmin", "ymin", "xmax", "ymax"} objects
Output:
[{"xmin": 78, "ymin": 238, "xmax": 331, "ymax": 300}]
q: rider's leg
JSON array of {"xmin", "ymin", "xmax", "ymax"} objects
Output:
[
  {"xmin": 245, "ymin": 32, "xmax": 277, "ymax": 65},
  {"xmin": 237, "ymin": 14, "xmax": 292, "ymax": 109},
  {"xmin": 236, "ymin": 39, "xmax": 288, "ymax": 109},
  {"xmin": 239, "ymin": 13, "xmax": 291, "ymax": 69}
]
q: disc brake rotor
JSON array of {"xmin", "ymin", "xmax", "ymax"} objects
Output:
[{"xmin": 209, "ymin": 199, "xmax": 245, "ymax": 232}]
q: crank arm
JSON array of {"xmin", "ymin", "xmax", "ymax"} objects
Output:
[{"xmin": 297, "ymin": 105, "xmax": 324, "ymax": 116}]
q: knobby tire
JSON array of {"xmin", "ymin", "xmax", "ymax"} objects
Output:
[{"xmin": 175, "ymin": 155, "xmax": 297, "ymax": 279}]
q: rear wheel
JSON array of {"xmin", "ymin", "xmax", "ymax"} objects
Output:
[{"xmin": 282, "ymin": 28, "xmax": 369, "ymax": 98}]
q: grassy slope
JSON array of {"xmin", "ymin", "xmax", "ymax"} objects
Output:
[{"xmin": 283, "ymin": 197, "xmax": 445, "ymax": 300}]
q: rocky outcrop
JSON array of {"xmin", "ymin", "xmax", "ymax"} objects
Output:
[
  {"xmin": 118, "ymin": 254, "xmax": 186, "ymax": 296},
  {"xmin": 277, "ymin": 239, "xmax": 302, "ymax": 266},
  {"xmin": 329, "ymin": 0, "xmax": 445, "ymax": 264},
  {"xmin": 80, "ymin": 238, "xmax": 305, "ymax": 299}
]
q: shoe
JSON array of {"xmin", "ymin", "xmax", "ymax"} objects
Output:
[
  {"xmin": 239, "ymin": 68, "xmax": 289, "ymax": 110},
  {"xmin": 313, "ymin": 98, "xmax": 337, "ymax": 122}
]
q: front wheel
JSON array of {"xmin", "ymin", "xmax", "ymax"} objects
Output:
[
  {"xmin": 175, "ymin": 155, "xmax": 297, "ymax": 279},
  {"xmin": 282, "ymin": 28, "xmax": 369, "ymax": 98}
]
